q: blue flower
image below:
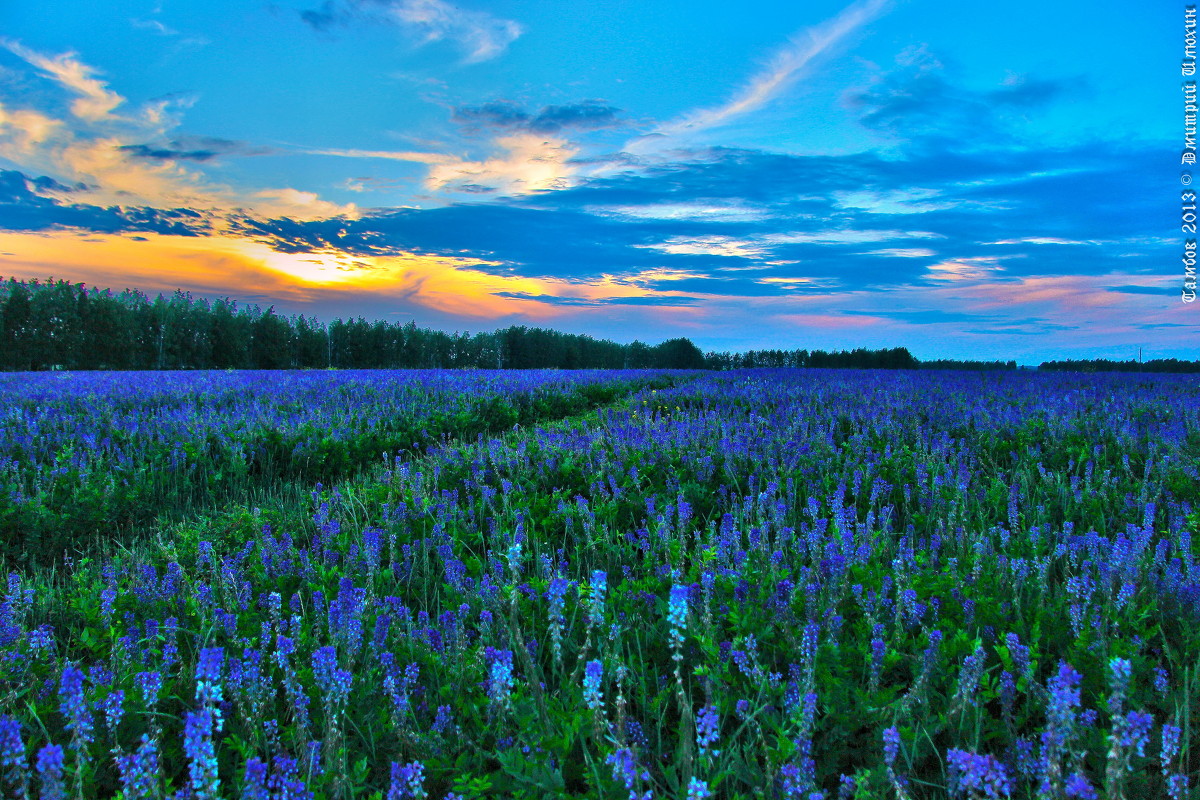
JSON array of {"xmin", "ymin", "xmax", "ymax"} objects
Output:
[
  {"xmin": 685, "ymin": 777, "xmax": 711, "ymax": 800},
  {"xmin": 58, "ymin": 665, "xmax": 93, "ymax": 750},
  {"xmin": 183, "ymin": 710, "xmax": 220, "ymax": 800},
  {"xmin": 0, "ymin": 715, "xmax": 27, "ymax": 798},
  {"xmin": 35, "ymin": 744, "xmax": 64, "ymax": 800},
  {"xmin": 583, "ymin": 660, "xmax": 603, "ymax": 712},
  {"xmin": 136, "ymin": 671, "xmax": 162, "ymax": 710},
  {"xmin": 696, "ymin": 704, "xmax": 720, "ymax": 758},
  {"xmin": 116, "ymin": 735, "xmax": 158, "ymax": 799},
  {"xmin": 241, "ymin": 757, "xmax": 269, "ymax": 800},
  {"xmin": 589, "ymin": 571, "xmax": 607, "ymax": 627},
  {"xmin": 667, "ymin": 584, "xmax": 688, "ymax": 649},
  {"xmin": 1063, "ymin": 771, "xmax": 1097, "ymax": 799},
  {"xmin": 387, "ymin": 760, "xmax": 426, "ymax": 799},
  {"xmin": 946, "ymin": 748, "xmax": 1013, "ymax": 798},
  {"xmin": 883, "ymin": 726, "xmax": 901, "ymax": 767}
]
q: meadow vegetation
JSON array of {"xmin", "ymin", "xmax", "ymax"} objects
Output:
[{"xmin": 0, "ymin": 368, "xmax": 1196, "ymax": 800}]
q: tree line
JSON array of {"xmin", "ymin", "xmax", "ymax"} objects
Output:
[
  {"xmin": 1038, "ymin": 358, "xmax": 1200, "ymax": 374},
  {"xmin": 0, "ymin": 278, "xmax": 714, "ymax": 371},
  {"xmin": 0, "ymin": 277, "xmax": 1036, "ymax": 372}
]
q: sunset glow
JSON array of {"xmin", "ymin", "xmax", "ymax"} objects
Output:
[{"xmin": 0, "ymin": 0, "xmax": 1180, "ymax": 360}]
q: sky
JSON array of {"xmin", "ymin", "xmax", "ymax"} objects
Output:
[{"xmin": 0, "ymin": 0, "xmax": 1184, "ymax": 362}]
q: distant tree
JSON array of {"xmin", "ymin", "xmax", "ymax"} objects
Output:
[{"xmin": 654, "ymin": 337, "xmax": 706, "ymax": 369}]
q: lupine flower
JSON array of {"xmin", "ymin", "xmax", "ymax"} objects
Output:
[
  {"xmin": 268, "ymin": 756, "xmax": 313, "ymax": 800},
  {"xmin": 195, "ymin": 648, "xmax": 225, "ymax": 733},
  {"xmin": 583, "ymin": 660, "xmax": 603, "ymax": 712},
  {"xmin": 946, "ymin": 748, "xmax": 1013, "ymax": 798},
  {"xmin": 0, "ymin": 715, "xmax": 27, "ymax": 799},
  {"xmin": 136, "ymin": 671, "xmax": 162, "ymax": 710},
  {"xmin": 116, "ymin": 735, "xmax": 158, "ymax": 799},
  {"xmin": 58, "ymin": 665, "xmax": 92, "ymax": 749},
  {"xmin": 485, "ymin": 648, "xmax": 515, "ymax": 710},
  {"xmin": 387, "ymin": 761, "xmax": 426, "ymax": 800},
  {"xmin": 1162, "ymin": 722, "xmax": 1182, "ymax": 767},
  {"xmin": 685, "ymin": 777, "xmax": 711, "ymax": 800},
  {"xmin": 883, "ymin": 727, "xmax": 901, "ymax": 767},
  {"xmin": 1044, "ymin": 661, "xmax": 1083, "ymax": 749},
  {"xmin": 954, "ymin": 646, "xmax": 986, "ymax": 712},
  {"xmin": 101, "ymin": 690, "xmax": 124, "ymax": 734},
  {"xmin": 589, "ymin": 571, "xmax": 607, "ymax": 627},
  {"xmin": 242, "ymin": 757, "xmax": 269, "ymax": 800},
  {"xmin": 432, "ymin": 705, "xmax": 453, "ymax": 736},
  {"xmin": 1063, "ymin": 772, "xmax": 1097, "ymax": 799},
  {"xmin": 183, "ymin": 710, "xmax": 220, "ymax": 800},
  {"xmin": 1153, "ymin": 667, "xmax": 1169, "ymax": 694},
  {"xmin": 311, "ymin": 646, "xmax": 353, "ymax": 708},
  {"xmin": 606, "ymin": 747, "xmax": 651, "ymax": 800},
  {"xmin": 1107, "ymin": 657, "xmax": 1132, "ymax": 714},
  {"xmin": 667, "ymin": 584, "xmax": 688, "ymax": 649},
  {"xmin": 35, "ymin": 745, "xmax": 64, "ymax": 800},
  {"xmin": 696, "ymin": 704, "xmax": 720, "ymax": 758}
]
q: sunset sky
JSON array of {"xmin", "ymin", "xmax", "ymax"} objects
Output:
[{"xmin": 0, "ymin": 0, "xmax": 1182, "ymax": 361}]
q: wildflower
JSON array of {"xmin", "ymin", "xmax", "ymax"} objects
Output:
[
  {"xmin": 1107, "ymin": 657, "xmax": 1132, "ymax": 714},
  {"xmin": 57, "ymin": 666, "xmax": 93, "ymax": 753},
  {"xmin": 242, "ymin": 757, "xmax": 270, "ymax": 800},
  {"xmin": 686, "ymin": 777, "xmax": 711, "ymax": 800},
  {"xmin": 311, "ymin": 646, "xmax": 352, "ymax": 708},
  {"xmin": 1162, "ymin": 722, "xmax": 1182, "ymax": 766},
  {"xmin": 101, "ymin": 690, "xmax": 124, "ymax": 734},
  {"xmin": 946, "ymin": 748, "xmax": 1013, "ymax": 798},
  {"xmin": 589, "ymin": 571, "xmax": 607, "ymax": 627},
  {"xmin": 583, "ymin": 661, "xmax": 603, "ymax": 712},
  {"xmin": 883, "ymin": 727, "xmax": 901, "ymax": 767},
  {"xmin": 1004, "ymin": 633, "xmax": 1030, "ymax": 681},
  {"xmin": 35, "ymin": 745, "xmax": 64, "ymax": 800},
  {"xmin": 0, "ymin": 716, "xmax": 27, "ymax": 799},
  {"xmin": 268, "ymin": 756, "xmax": 313, "ymax": 800},
  {"xmin": 195, "ymin": 647, "xmax": 225, "ymax": 729},
  {"xmin": 136, "ymin": 671, "xmax": 162, "ymax": 710},
  {"xmin": 1153, "ymin": 667, "xmax": 1169, "ymax": 694},
  {"xmin": 606, "ymin": 747, "xmax": 651, "ymax": 800},
  {"xmin": 1115, "ymin": 710, "xmax": 1152, "ymax": 757},
  {"xmin": 116, "ymin": 735, "xmax": 158, "ymax": 799},
  {"xmin": 388, "ymin": 761, "xmax": 426, "ymax": 800},
  {"xmin": 667, "ymin": 584, "xmax": 688, "ymax": 650},
  {"xmin": 1063, "ymin": 772, "xmax": 1096, "ymax": 799},
  {"xmin": 696, "ymin": 704, "xmax": 720, "ymax": 758},
  {"xmin": 183, "ymin": 710, "xmax": 220, "ymax": 800},
  {"xmin": 485, "ymin": 648, "xmax": 515, "ymax": 711}
]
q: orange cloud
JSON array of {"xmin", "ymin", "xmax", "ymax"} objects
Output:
[{"xmin": 0, "ymin": 229, "xmax": 701, "ymax": 323}]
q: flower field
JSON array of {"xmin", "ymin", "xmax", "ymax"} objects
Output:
[{"xmin": 0, "ymin": 368, "xmax": 1197, "ymax": 799}]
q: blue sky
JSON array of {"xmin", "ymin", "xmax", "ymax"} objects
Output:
[{"xmin": 0, "ymin": 0, "xmax": 1185, "ymax": 361}]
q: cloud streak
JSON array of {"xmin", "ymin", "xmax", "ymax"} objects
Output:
[
  {"xmin": 301, "ymin": 0, "xmax": 522, "ymax": 63},
  {"xmin": 1, "ymin": 39, "xmax": 123, "ymax": 122},
  {"xmin": 628, "ymin": 0, "xmax": 890, "ymax": 151}
]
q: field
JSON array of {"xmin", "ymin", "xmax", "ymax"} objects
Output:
[{"xmin": 0, "ymin": 368, "xmax": 1197, "ymax": 799}]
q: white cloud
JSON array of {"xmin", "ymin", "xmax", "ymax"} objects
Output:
[
  {"xmin": 989, "ymin": 237, "xmax": 1099, "ymax": 245},
  {"xmin": 424, "ymin": 134, "xmax": 578, "ymax": 195},
  {"xmin": 627, "ymin": 0, "xmax": 890, "ymax": 152},
  {"xmin": 833, "ymin": 188, "xmax": 955, "ymax": 214},
  {"xmin": 382, "ymin": 0, "xmax": 522, "ymax": 63},
  {"xmin": 636, "ymin": 235, "xmax": 770, "ymax": 258},
  {"xmin": 867, "ymin": 247, "xmax": 937, "ymax": 257},
  {"xmin": 590, "ymin": 201, "xmax": 769, "ymax": 223},
  {"xmin": 925, "ymin": 256, "xmax": 1005, "ymax": 282},
  {"xmin": 2, "ymin": 39, "xmax": 123, "ymax": 122},
  {"xmin": 764, "ymin": 229, "xmax": 943, "ymax": 244},
  {"xmin": 0, "ymin": 41, "xmax": 354, "ymax": 221}
]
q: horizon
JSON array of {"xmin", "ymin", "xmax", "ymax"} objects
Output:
[{"xmin": 0, "ymin": 1, "xmax": 1184, "ymax": 363}]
